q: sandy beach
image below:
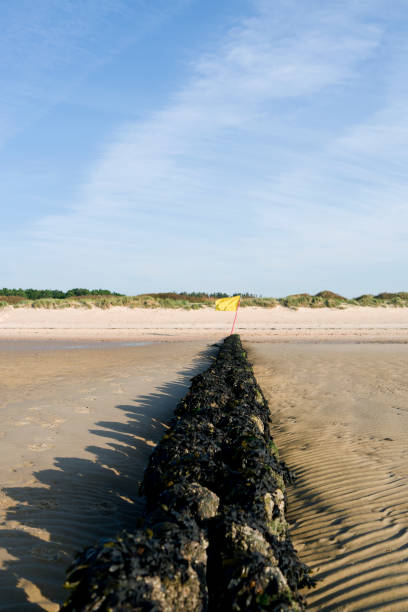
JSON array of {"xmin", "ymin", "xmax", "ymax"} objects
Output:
[
  {"xmin": 1, "ymin": 305, "xmax": 408, "ymax": 342},
  {"xmin": 1, "ymin": 307, "xmax": 408, "ymax": 610},
  {"xmin": 0, "ymin": 340, "xmax": 216, "ymax": 610},
  {"xmin": 250, "ymin": 343, "xmax": 408, "ymax": 611}
]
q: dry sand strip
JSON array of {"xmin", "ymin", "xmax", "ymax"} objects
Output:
[
  {"xmin": 1, "ymin": 305, "xmax": 408, "ymax": 343},
  {"xmin": 0, "ymin": 341, "xmax": 216, "ymax": 611},
  {"xmin": 249, "ymin": 342, "xmax": 408, "ymax": 612}
]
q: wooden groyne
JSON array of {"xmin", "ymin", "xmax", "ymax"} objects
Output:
[{"xmin": 63, "ymin": 335, "xmax": 313, "ymax": 611}]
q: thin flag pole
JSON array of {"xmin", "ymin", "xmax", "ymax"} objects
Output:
[{"xmin": 230, "ymin": 297, "xmax": 241, "ymax": 335}]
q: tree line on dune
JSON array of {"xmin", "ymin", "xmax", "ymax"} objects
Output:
[{"xmin": 0, "ymin": 287, "xmax": 122, "ymax": 300}]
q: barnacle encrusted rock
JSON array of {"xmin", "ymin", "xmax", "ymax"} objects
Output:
[
  {"xmin": 63, "ymin": 334, "xmax": 313, "ymax": 611},
  {"xmin": 63, "ymin": 521, "xmax": 209, "ymax": 611}
]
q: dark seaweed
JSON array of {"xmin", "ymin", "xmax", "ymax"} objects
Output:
[{"xmin": 63, "ymin": 335, "xmax": 314, "ymax": 611}]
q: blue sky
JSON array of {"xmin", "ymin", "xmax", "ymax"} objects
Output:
[{"xmin": 1, "ymin": 0, "xmax": 407, "ymax": 297}]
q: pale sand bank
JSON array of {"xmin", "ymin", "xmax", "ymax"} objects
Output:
[
  {"xmin": 0, "ymin": 341, "xmax": 215, "ymax": 610},
  {"xmin": 249, "ymin": 343, "xmax": 408, "ymax": 611},
  {"xmin": 2, "ymin": 305, "xmax": 408, "ymax": 342}
]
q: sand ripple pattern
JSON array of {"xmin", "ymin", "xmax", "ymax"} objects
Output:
[
  {"xmin": 250, "ymin": 343, "xmax": 408, "ymax": 612},
  {"xmin": 0, "ymin": 341, "xmax": 214, "ymax": 610}
]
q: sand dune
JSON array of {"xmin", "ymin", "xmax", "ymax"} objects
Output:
[{"xmin": 249, "ymin": 343, "xmax": 408, "ymax": 611}]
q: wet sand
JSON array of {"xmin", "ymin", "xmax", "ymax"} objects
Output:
[
  {"xmin": 249, "ymin": 343, "xmax": 408, "ymax": 611},
  {"xmin": 0, "ymin": 340, "xmax": 216, "ymax": 610},
  {"xmin": 1, "ymin": 334, "xmax": 408, "ymax": 611}
]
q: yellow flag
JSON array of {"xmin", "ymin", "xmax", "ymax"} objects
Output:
[{"xmin": 215, "ymin": 295, "xmax": 241, "ymax": 311}]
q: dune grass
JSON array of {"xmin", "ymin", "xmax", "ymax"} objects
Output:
[
  {"xmin": 1, "ymin": 290, "xmax": 408, "ymax": 310},
  {"xmin": 278, "ymin": 291, "xmax": 408, "ymax": 309}
]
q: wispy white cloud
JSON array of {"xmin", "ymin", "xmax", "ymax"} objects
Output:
[
  {"xmin": 4, "ymin": 0, "xmax": 408, "ymax": 294},
  {"xmin": 0, "ymin": 0, "xmax": 190, "ymax": 146}
]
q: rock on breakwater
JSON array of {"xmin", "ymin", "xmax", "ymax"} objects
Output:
[{"xmin": 63, "ymin": 335, "xmax": 313, "ymax": 611}]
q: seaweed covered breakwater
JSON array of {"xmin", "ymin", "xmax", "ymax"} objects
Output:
[{"xmin": 63, "ymin": 335, "xmax": 314, "ymax": 611}]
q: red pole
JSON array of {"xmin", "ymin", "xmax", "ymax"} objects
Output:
[{"xmin": 230, "ymin": 297, "xmax": 241, "ymax": 335}]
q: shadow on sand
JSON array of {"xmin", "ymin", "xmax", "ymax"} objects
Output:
[{"xmin": 1, "ymin": 344, "xmax": 217, "ymax": 610}]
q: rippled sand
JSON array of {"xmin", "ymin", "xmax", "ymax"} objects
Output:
[
  {"xmin": 249, "ymin": 342, "xmax": 408, "ymax": 612},
  {"xmin": 0, "ymin": 341, "xmax": 215, "ymax": 610},
  {"xmin": 2, "ymin": 337, "xmax": 408, "ymax": 611}
]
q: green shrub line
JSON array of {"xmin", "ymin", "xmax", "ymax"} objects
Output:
[{"xmin": 1, "ymin": 288, "xmax": 408, "ymax": 310}]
